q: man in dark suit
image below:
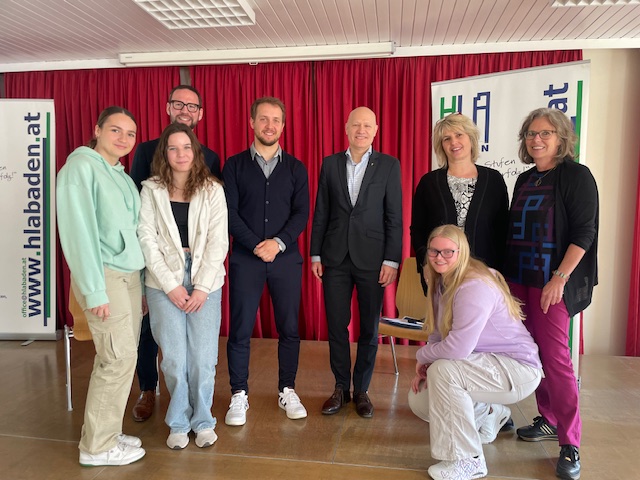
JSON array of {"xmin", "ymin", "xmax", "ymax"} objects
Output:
[
  {"xmin": 311, "ymin": 106, "xmax": 402, "ymax": 418},
  {"xmin": 222, "ymin": 97, "xmax": 310, "ymax": 426},
  {"xmin": 129, "ymin": 85, "xmax": 221, "ymax": 422}
]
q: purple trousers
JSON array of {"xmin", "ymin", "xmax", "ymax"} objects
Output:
[{"xmin": 509, "ymin": 283, "xmax": 581, "ymax": 447}]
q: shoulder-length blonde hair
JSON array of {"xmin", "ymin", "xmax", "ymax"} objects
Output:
[
  {"xmin": 150, "ymin": 123, "xmax": 220, "ymax": 199},
  {"xmin": 517, "ymin": 107, "xmax": 578, "ymax": 165},
  {"xmin": 422, "ymin": 224, "xmax": 524, "ymax": 338},
  {"xmin": 432, "ymin": 113, "xmax": 480, "ymax": 168}
]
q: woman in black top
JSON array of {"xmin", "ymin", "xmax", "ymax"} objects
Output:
[{"xmin": 411, "ymin": 113, "xmax": 508, "ymax": 289}]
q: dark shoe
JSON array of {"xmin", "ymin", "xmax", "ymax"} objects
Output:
[
  {"xmin": 321, "ymin": 387, "xmax": 351, "ymax": 415},
  {"xmin": 517, "ymin": 416, "xmax": 558, "ymax": 442},
  {"xmin": 501, "ymin": 417, "xmax": 515, "ymax": 432},
  {"xmin": 132, "ymin": 390, "xmax": 155, "ymax": 422},
  {"xmin": 354, "ymin": 391, "xmax": 374, "ymax": 418},
  {"xmin": 556, "ymin": 445, "xmax": 580, "ymax": 480}
]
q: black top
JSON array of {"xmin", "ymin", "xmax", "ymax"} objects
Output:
[
  {"xmin": 410, "ymin": 165, "xmax": 509, "ymax": 274},
  {"xmin": 508, "ymin": 158, "xmax": 599, "ymax": 316},
  {"xmin": 170, "ymin": 201, "xmax": 190, "ymax": 248}
]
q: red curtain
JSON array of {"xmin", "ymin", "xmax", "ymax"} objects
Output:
[
  {"xmin": 626, "ymin": 147, "xmax": 640, "ymax": 356},
  {"xmin": 5, "ymin": 67, "xmax": 180, "ymax": 328},
  {"xmin": 192, "ymin": 50, "xmax": 581, "ymax": 342},
  {"xmin": 5, "ymin": 51, "xmax": 581, "ymax": 340},
  {"xmin": 190, "ymin": 62, "xmax": 316, "ymax": 339}
]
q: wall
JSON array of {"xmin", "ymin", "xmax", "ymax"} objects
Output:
[{"xmin": 582, "ymin": 49, "xmax": 640, "ymax": 355}]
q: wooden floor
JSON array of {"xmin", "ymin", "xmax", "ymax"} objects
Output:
[{"xmin": 0, "ymin": 336, "xmax": 638, "ymax": 480}]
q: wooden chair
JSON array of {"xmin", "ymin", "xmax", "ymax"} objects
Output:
[
  {"xmin": 379, "ymin": 257, "xmax": 429, "ymax": 375},
  {"xmin": 64, "ymin": 287, "xmax": 92, "ymax": 411}
]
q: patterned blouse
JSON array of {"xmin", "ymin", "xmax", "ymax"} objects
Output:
[{"xmin": 447, "ymin": 174, "xmax": 477, "ymax": 227}]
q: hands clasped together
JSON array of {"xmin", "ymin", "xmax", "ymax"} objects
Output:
[{"xmin": 167, "ymin": 286, "xmax": 208, "ymax": 313}]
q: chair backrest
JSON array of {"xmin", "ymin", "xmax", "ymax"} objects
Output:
[
  {"xmin": 396, "ymin": 257, "xmax": 426, "ymax": 320},
  {"xmin": 68, "ymin": 288, "xmax": 92, "ymax": 341}
]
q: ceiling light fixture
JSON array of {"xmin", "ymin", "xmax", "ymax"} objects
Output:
[
  {"xmin": 119, "ymin": 42, "xmax": 396, "ymax": 66},
  {"xmin": 133, "ymin": 0, "xmax": 255, "ymax": 29}
]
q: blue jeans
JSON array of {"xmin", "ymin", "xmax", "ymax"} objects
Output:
[{"xmin": 146, "ymin": 253, "xmax": 222, "ymax": 434}]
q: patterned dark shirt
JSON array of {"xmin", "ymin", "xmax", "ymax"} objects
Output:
[{"xmin": 505, "ymin": 168, "xmax": 558, "ymax": 288}]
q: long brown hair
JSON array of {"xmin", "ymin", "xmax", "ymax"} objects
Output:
[
  {"xmin": 422, "ymin": 225, "xmax": 524, "ymax": 339},
  {"xmin": 87, "ymin": 106, "xmax": 136, "ymax": 149},
  {"xmin": 150, "ymin": 123, "xmax": 220, "ymax": 199}
]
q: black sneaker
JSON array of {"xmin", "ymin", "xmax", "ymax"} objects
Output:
[
  {"xmin": 556, "ymin": 445, "xmax": 580, "ymax": 480},
  {"xmin": 516, "ymin": 416, "xmax": 558, "ymax": 441},
  {"xmin": 500, "ymin": 417, "xmax": 515, "ymax": 432}
]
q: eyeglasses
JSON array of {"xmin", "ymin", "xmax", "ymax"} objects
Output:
[
  {"xmin": 426, "ymin": 248, "xmax": 458, "ymax": 259},
  {"xmin": 169, "ymin": 100, "xmax": 201, "ymax": 113},
  {"xmin": 524, "ymin": 130, "xmax": 556, "ymax": 139}
]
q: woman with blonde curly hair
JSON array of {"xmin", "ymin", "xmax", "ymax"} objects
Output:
[{"xmin": 408, "ymin": 224, "xmax": 542, "ymax": 480}]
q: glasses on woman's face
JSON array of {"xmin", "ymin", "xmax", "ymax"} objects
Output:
[
  {"xmin": 524, "ymin": 130, "xmax": 556, "ymax": 140},
  {"xmin": 169, "ymin": 100, "xmax": 201, "ymax": 113},
  {"xmin": 426, "ymin": 248, "xmax": 458, "ymax": 259}
]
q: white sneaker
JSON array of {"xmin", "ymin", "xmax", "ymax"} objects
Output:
[
  {"xmin": 117, "ymin": 433, "xmax": 142, "ymax": 448},
  {"xmin": 278, "ymin": 387, "xmax": 308, "ymax": 420},
  {"xmin": 79, "ymin": 443, "xmax": 146, "ymax": 467},
  {"xmin": 166, "ymin": 432, "xmax": 189, "ymax": 450},
  {"xmin": 479, "ymin": 404, "xmax": 511, "ymax": 444},
  {"xmin": 428, "ymin": 455, "xmax": 488, "ymax": 480},
  {"xmin": 225, "ymin": 390, "xmax": 249, "ymax": 426},
  {"xmin": 195, "ymin": 428, "xmax": 218, "ymax": 448}
]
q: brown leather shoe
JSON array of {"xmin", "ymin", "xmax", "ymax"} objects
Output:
[
  {"xmin": 354, "ymin": 391, "xmax": 374, "ymax": 418},
  {"xmin": 321, "ymin": 387, "xmax": 351, "ymax": 415},
  {"xmin": 132, "ymin": 390, "xmax": 155, "ymax": 422}
]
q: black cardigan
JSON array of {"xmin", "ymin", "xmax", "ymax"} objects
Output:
[
  {"xmin": 410, "ymin": 165, "xmax": 509, "ymax": 274},
  {"xmin": 511, "ymin": 158, "xmax": 599, "ymax": 316}
]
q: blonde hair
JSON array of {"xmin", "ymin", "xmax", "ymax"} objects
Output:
[
  {"xmin": 422, "ymin": 225, "xmax": 524, "ymax": 338},
  {"xmin": 432, "ymin": 113, "xmax": 480, "ymax": 168}
]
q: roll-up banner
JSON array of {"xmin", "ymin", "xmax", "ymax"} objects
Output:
[
  {"xmin": 431, "ymin": 61, "xmax": 590, "ymax": 375},
  {"xmin": 0, "ymin": 99, "xmax": 57, "ymax": 340},
  {"xmin": 431, "ymin": 60, "xmax": 590, "ymax": 199}
]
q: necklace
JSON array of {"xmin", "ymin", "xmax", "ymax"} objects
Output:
[
  {"xmin": 172, "ymin": 184, "xmax": 185, "ymax": 190},
  {"xmin": 534, "ymin": 166, "xmax": 556, "ymax": 186}
]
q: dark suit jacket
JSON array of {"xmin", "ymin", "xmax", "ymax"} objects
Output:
[
  {"xmin": 130, "ymin": 137, "xmax": 221, "ymax": 190},
  {"xmin": 310, "ymin": 150, "xmax": 403, "ymax": 271}
]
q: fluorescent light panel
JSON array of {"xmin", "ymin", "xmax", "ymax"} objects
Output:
[
  {"xmin": 119, "ymin": 42, "xmax": 396, "ymax": 66},
  {"xmin": 552, "ymin": 0, "xmax": 640, "ymax": 5},
  {"xmin": 134, "ymin": 0, "xmax": 255, "ymax": 29}
]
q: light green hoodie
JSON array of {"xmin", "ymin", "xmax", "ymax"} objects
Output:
[{"xmin": 57, "ymin": 146, "xmax": 144, "ymax": 308}]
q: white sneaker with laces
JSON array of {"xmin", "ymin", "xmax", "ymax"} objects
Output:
[
  {"xmin": 166, "ymin": 432, "xmax": 189, "ymax": 450},
  {"xmin": 79, "ymin": 443, "xmax": 146, "ymax": 467},
  {"xmin": 278, "ymin": 387, "xmax": 308, "ymax": 420},
  {"xmin": 225, "ymin": 390, "xmax": 249, "ymax": 426},
  {"xmin": 195, "ymin": 428, "xmax": 218, "ymax": 448},
  {"xmin": 428, "ymin": 455, "xmax": 488, "ymax": 480},
  {"xmin": 479, "ymin": 404, "xmax": 511, "ymax": 444},
  {"xmin": 117, "ymin": 433, "xmax": 142, "ymax": 448}
]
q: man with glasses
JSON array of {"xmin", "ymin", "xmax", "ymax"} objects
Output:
[{"xmin": 129, "ymin": 85, "xmax": 221, "ymax": 422}]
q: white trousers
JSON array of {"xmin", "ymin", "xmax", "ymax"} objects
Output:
[{"xmin": 408, "ymin": 353, "xmax": 541, "ymax": 461}]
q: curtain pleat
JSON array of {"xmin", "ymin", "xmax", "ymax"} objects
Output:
[{"xmin": 626, "ymin": 148, "xmax": 640, "ymax": 356}]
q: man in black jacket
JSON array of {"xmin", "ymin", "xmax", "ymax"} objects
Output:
[
  {"xmin": 222, "ymin": 97, "xmax": 309, "ymax": 426},
  {"xmin": 311, "ymin": 106, "xmax": 402, "ymax": 418}
]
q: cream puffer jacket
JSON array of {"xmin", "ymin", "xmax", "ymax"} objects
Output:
[{"xmin": 138, "ymin": 178, "xmax": 228, "ymax": 294}]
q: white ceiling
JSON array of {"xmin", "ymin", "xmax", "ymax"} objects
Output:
[{"xmin": 1, "ymin": 0, "xmax": 640, "ymax": 72}]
